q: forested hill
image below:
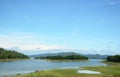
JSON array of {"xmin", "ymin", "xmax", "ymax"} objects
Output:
[
  {"xmin": 36, "ymin": 55, "xmax": 88, "ymax": 60},
  {"xmin": 30, "ymin": 52, "xmax": 108, "ymax": 59},
  {"xmin": 0, "ymin": 48, "xmax": 29, "ymax": 59}
]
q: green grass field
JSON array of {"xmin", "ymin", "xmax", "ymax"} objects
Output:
[{"xmin": 12, "ymin": 62, "xmax": 120, "ymax": 77}]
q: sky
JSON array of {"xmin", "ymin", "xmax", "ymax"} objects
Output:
[{"xmin": 0, "ymin": 0, "xmax": 120, "ymax": 55}]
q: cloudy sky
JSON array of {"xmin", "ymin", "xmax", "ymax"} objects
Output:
[{"xmin": 0, "ymin": 0, "xmax": 120, "ymax": 55}]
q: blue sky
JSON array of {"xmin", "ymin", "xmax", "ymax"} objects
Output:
[{"xmin": 0, "ymin": 0, "xmax": 120, "ymax": 55}]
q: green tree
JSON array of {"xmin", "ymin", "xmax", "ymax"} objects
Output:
[
  {"xmin": 107, "ymin": 55, "xmax": 120, "ymax": 62},
  {"xmin": 0, "ymin": 48, "xmax": 29, "ymax": 59}
]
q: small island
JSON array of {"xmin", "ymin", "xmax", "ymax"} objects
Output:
[
  {"xmin": 0, "ymin": 48, "xmax": 29, "ymax": 61},
  {"xmin": 35, "ymin": 54, "xmax": 88, "ymax": 61}
]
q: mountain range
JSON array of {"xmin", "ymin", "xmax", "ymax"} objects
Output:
[{"xmin": 29, "ymin": 52, "xmax": 108, "ymax": 59}]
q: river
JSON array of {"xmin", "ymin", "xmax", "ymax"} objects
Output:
[{"xmin": 0, "ymin": 59, "xmax": 106, "ymax": 77}]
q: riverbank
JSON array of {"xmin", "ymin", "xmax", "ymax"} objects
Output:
[
  {"xmin": 0, "ymin": 59, "xmax": 29, "ymax": 62},
  {"xmin": 11, "ymin": 62, "xmax": 120, "ymax": 77}
]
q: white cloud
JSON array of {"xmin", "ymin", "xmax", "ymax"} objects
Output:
[
  {"xmin": 0, "ymin": 33, "xmax": 36, "ymax": 48},
  {"xmin": 0, "ymin": 32, "xmax": 68, "ymax": 52},
  {"xmin": 0, "ymin": 33, "xmax": 94, "ymax": 55},
  {"xmin": 18, "ymin": 44, "xmax": 66, "ymax": 51},
  {"xmin": 0, "ymin": 32, "xmax": 120, "ymax": 55}
]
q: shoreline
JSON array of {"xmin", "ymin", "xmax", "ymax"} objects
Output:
[
  {"xmin": 0, "ymin": 59, "xmax": 105, "ymax": 77},
  {"xmin": 0, "ymin": 58, "xmax": 29, "ymax": 62},
  {"xmin": 10, "ymin": 62, "xmax": 120, "ymax": 77}
]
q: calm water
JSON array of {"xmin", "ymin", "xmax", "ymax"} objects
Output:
[{"xmin": 0, "ymin": 59, "xmax": 106, "ymax": 77}]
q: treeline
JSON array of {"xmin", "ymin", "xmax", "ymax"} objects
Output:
[
  {"xmin": 0, "ymin": 48, "xmax": 29, "ymax": 59},
  {"xmin": 36, "ymin": 55, "xmax": 88, "ymax": 60},
  {"xmin": 107, "ymin": 55, "xmax": 120, "ymax": 62}
]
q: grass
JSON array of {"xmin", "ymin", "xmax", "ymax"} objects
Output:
[
  {"xmin": 11, "ymin": 62, "xmax": 120, "ymax": 77},
  {"xmin": 82, "ymin": 62, "xmax": 120, "ymax": 77},
  {"xmin": 12, "ymin": 69, "xmax": 80, "ymax": 77}
]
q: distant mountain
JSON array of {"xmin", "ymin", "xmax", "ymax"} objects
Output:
[
  {"xmin": 0, "ymin": 48, "xmax": 29, "ymax": 59},
  {"xmin": 84, "ymin": 54, "xmax": 108, "ymax": 59},
  {"xmin": 29, "ymin": 52, "xmax": 108, "ymax": 59},
  {"xmin": 29, "ymin": 52, "xmax": 79, "ymax": 57}
]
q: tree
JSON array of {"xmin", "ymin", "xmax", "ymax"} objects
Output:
[
  {"xmin": 107, "ymin": 55, "xmax": 120, "ymax": 62},
  {"xmin": 36, "ymin": 54, "xmax": 88, "ymax": 60},
  {"xmin": 0, "ymin": 48, "xmax": 29, "ymax": 59}
]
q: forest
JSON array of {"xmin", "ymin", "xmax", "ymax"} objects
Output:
[
  {"xmin": 107, "ymin": 55, "xmax": 120, "ymax": 62},
  {"xmin": 0, "ymin": 48, "xmax": 29, "ymax": 59},
  {"xmin": 36, "ymin": 55, "xmax": 88, "ymax": 60}
]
